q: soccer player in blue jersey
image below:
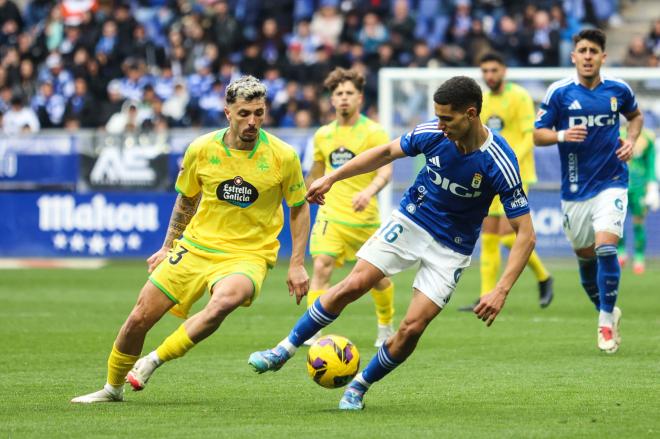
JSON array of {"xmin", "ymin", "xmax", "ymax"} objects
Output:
[
  {"xmin": 534, "ymin": 29, "xmax": 643, "ymax": 354},
  {"xmin": 248, "ymin": 76, "xmax": 536, "ymax": 410}
]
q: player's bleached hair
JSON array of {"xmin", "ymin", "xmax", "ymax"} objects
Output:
[
  {"xmin": 225, "ymin": 75, "xmax": 267, "ymax": 105},
  {"xmin": 433, "ymin": 76, "xmax": 483, "ymax": 115}
]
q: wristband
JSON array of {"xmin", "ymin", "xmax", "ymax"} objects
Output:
[{"xmin": 557, "ymin": 130, "xmax": 566, "ymax": 143}]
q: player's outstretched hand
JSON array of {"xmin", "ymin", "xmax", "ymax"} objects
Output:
[
  {"xmin": 565, "ymin": 125, "xmax": 588, "ymax": 142},
  {"xmin": 287, "ymin": 264, "xmax": 310, "ymax": 305},
  {"xmin": 616, "ymin": 138, "xmax": 634, "ymax": 162},
  {"xmin": 352, "ymin": 191, "xmax": 371, "ymax": 212},
  {"xmin": 306, "ymin": 175, "xmax": 334, "ymax": 205},
  {"xmin": 146, "ymin": 247, "xmax": 170, "ymax": 273},
  {"xmin": 473, "ymin": 289, "xmax": 508, "ymax": 327}
]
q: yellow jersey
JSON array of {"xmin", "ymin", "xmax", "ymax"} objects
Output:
[
  {"xmin": 313, "ymin": 115, "xmax": 389, "ymax": 226},
  {"xmin": 175, "ymin": 128, "xmax": 306, "ymax": 266},
  {"xmin": 481, "ymin": 82, "xmax": 537, "ymax": 184}
]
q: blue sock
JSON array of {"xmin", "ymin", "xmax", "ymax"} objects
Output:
[
  {"xmin": 596, "ymin": 245, "xmax": 619, "ymax": 313},
  {"xmin": 361, "ymin": 344, "xmax": 402, "ymax": 385},
  {"xmin": 287, "ymin": 299, "xmax": 337, "ymax": 347},
  {"xmin": 578, "ymin": 257, "xmax": 600, "ymax": 309}
]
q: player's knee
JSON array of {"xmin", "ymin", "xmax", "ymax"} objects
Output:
[
  {"xmin": 205, "ymin": 291, "xmax": 247, "ymax": 322},
  {"xmin": 313, "ymin": 257, "xmax": 334, "ymax": 279},
  {"xmin": 124, "ymin": 305, "xmax": 154, "ymax": 334}
]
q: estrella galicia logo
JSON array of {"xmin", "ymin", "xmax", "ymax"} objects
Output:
[
  {"xmin": 614, "ymin": 198, "xmax": 623, "ymax": 211},
  {"xmin": 216, "ymin": 176, "xmax": 259, "ymax": 208},
  {"xmin": 329, "ymin": 147, "xmax": 355, "ymax": 168},
  {"xmin": 486, "ymin": 115, "xmax": 504, "ymax": 132}
]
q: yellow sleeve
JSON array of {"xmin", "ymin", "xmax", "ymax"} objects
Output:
[
  {"xmin": 281, "ymin": 149, "xmax": 307, "ymax": 207},
  {"xmin": 313, "ymin": 131, "xmax": 324, "ymax": 162},
  {"xmin": 515, "ymin": 90, "xmax": 535, "ymax": 161},
  {"xmin": 175, "ymin": 143, "xmax": 201, "ymax": 197}
]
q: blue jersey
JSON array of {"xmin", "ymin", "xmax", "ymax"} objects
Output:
[
  {"xmin": 398, "ymin": 121, "xmax": 530, "ymax": 255},
  {"xmin": 535, "ymin": 75, "xmax": 638, "ymax": 201}
]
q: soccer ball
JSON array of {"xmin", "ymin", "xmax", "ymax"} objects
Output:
[{"xmin": 306, "ymin": 334, "xmax": 360, "ymax": 389}]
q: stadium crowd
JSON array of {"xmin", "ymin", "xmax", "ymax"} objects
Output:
[{"xmin": 0, "ymin": 0, "xmax": 643, "ymax": 134}]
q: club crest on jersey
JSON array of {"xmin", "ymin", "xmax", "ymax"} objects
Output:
[
  {"xmin": 216, "ymin": 176, "xmax": 259, "ymax": 208},
  {"xmin": 471, "ymin": 173, "xmax": 482, "ymax": 189},
  {"xmin": 329, "ymin": 146, "xmax": 355, "ymax": 168},
  {"xmin": 610, "ymin": 97, "xmax": 618, "ymax": 112}
]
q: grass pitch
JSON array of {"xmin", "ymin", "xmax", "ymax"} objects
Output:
[{"xmin": 1, "ymin": 259, "xmax": 659, "ymax": 438}]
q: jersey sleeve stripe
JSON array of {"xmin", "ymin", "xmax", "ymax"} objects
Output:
[
  {"xmin": 486, "ymin": 148, "xmax": 514, "ymax": 188},
  {"xmin": 486, "ymin": 143, "xmax": 517, "ymax": 186},
  {"xmin": 489, "ymin": 142, "xmax": 521, "ymax": 185},
  {"xmin": 413, "ymin": 129, "xmax": 443, "ymax": 135},
  {"xmin": 542, "ymin": 77, "xmax": 573, "ymax": 105}
]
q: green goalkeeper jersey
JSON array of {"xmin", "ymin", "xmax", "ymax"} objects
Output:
[{"xmin": 621, "ymin": 127, "xmax": 656, "ymax": 193}]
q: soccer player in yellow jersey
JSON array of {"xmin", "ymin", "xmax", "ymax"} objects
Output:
[
  {"xmin": 459, "ymin": 53, "xmax": 553, "ymax": 311},
  {"xmin": 72, "ymin": 76, "xmax": 310, "ymax": 403},
  {"xmin": 305, "ymin": 68, "xmax": 395, "ymax": 347}
]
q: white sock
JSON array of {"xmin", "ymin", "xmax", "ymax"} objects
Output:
[
  {"xmin": 278, "ymin": 337, "xmax": 298, "ymax": 356},
  {"xmin": 148, "ymin": 350, "xmax": 163, "ymax": 366},
  {"xmin": 104, "ymin": 383, "xmax": 123, "ymax": 396},
  {"xmin": 354, "ymin": 373, "xmax": 371, "ymax": 389},
  {"xmin": 599, "ymin": 310, "xmax": 614, "ymax": 328}
]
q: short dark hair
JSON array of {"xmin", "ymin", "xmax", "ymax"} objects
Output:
[
  {"xmin": 433, "ymin": 76, "xmax": 482, "ymax": 114},
  {"xmin": 479, "ymin": 52, "xmax": 506, "ymax": 66},
  {"xmin": 573, "ymin": 29, "xmax": 606, "ymax": 51},
  {"xmin": 323, "ymin": 67, "xmax": 365, "ymax": 93}
]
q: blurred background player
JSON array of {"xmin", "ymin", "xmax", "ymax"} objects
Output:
[
  {"xmin": 305, "ymin": 67, "xmax": 395, "ymax": 347},
  {"xmin": 72, "ymin": 76, "xmax": 310, "ymax": 403},
  {"xmin": 459, "ymin": 52, "xmax": 553, "ymax": 311},
  {"xmin": 249, "ymin": 76, "xmax": 536, "ymax": 411},
  {"xmin": 534, "ymin": 29, "xmax": 643, "ymax": 354},
  {"xmin": 618, "ymin": 126, "xmax": 659, "ymax": 274}
]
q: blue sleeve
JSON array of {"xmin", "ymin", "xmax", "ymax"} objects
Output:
[
  {"xmin": 534, "ymin": 97, "xmax": 559, "ymax": 130},
  {"xmin": 620, "ymin": 81, "xmax": 638, "ymax": 115},
  {"xmin": 488, "ymin": 153, "xmax": 530, "ymax": 219},
  {"xmin": 399, "ymin": 129, "xmax": 420, "ymax": 157}
]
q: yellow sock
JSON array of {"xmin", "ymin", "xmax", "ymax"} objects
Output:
[
  {"xmin": 306, "ymin": 289, "xmax": 325, "ymax": 309},
  {"xmin": 155, "ymin": 324, "xmax": 196, "ymax": 362},
  {"xmin": 501, "ymin": 233, "xmax": 550, "ymax": 282},
  {"xmin": 370, "ymin": 282, "xmax": 394, "ymax": 325},
  {"xmin": 480, "ymin": 233, "xmax": 501, "ymax": 296},
  {"xmin": 107, "ymin": 344, "xmax": 139, "ymax": 387}
]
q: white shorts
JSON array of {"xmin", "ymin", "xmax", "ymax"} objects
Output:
[
  {"xmin": 356, "ymin": 211, "xmax": 471, "ymax": 308},
  {"xmin": 560, "ymin": 187, "xmax": 628, "ymax": 250}
]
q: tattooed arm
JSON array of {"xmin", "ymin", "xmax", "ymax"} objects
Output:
[{"xmin": 146, "ymin": 192, "xmax": 202, "ymax": 273}]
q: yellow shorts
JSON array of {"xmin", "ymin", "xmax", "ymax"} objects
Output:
[
  {"xmin": 488, "ymin": 183, "xmax": 530, "ymax": 217},
  {"xmin": 309, "ymin": 218, "xmax": 379, "ymax": 267},
  {"xmin": 149, "ymin": 240, "xmax": 268, "ymax": 319}
]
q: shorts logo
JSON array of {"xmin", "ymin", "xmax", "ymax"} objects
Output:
[
  {"xmin": 217, "ymin": 176, "xmax": 259, "ymax": 208},
  {"xmin": 614, "ymin": 198, "xmax": 623, "ymax": 210},
  {"xmin": 454, "ymin": 268, "xmax": 464, "ymax": 283},
  {"xmin": 329, "ymin": 147, "xmax": 355, "ymax": 168},
  {"xmin": 406, "ymin": 203, "xmax": 416, "ymax": 214},
  {"xmin": 486, "ymin": 115, "xmax": 504, "ymax": 132},
  {"xmin": 610, "ymin": 97, "xmax": 618, "ymax": 112},
  {"xmin": 471, "ymin": 173, "xmax": 482, "ymax": 189}
]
